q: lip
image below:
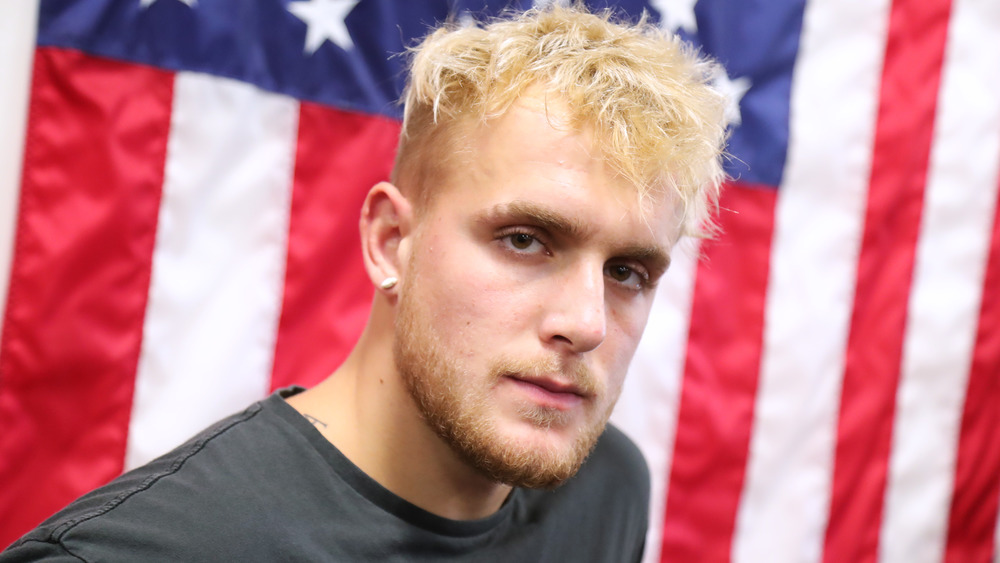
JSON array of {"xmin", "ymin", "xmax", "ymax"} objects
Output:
[
  {"xmin": 515, "ymin": 375, "xmax": 584, "ymax": 396},
  {"xmin": 505, "ymin": 375, "xmax": 588, "ymax": 410}
]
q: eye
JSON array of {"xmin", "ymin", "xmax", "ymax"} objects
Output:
[
  {"xmin": 605, "ymin": 263, "xmax": 647, "ymax": 290},
  {"xmin": 509, "ymin": 232, "xmax": 535, "ymax": 250},
  {"xmin": 498, "ymin": 229, "xmax": 547, "ymax": 254}
]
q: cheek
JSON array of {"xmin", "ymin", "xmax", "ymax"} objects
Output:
[
  {"xmin": 410, "ymin": 234, "xmax": 533, "ymax": 355},
  {"xmin": 601, "ymin": 298, "xmax": 655, "ymax": 377}
]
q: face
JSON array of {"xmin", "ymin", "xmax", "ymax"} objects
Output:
[{"xmin": 393, "ymin": 95, "xmax": 678, "ymax": 489}]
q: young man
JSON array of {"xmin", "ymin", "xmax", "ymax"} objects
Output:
[{"xmin": 2, "ymin": 5, "xmax": 725, "ymax": 561}]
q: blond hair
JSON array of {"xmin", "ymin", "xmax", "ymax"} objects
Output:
[{"xmin": 394, "ymin": 4, "xmax": 728, "ymax": 238}]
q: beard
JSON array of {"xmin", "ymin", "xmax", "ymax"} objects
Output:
[{"xmin": 393, "ymin": 282, "xmax": 616, "ymax": 490}]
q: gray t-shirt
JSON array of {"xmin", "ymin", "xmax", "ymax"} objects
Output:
[{"xmin": 2, "ymin": 388, "xmax": 649, "ymax": 562}]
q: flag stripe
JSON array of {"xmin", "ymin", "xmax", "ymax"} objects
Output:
[
  {"xmin": 269, "ymin": 101, "xmax": 399, "ymax": 391},
  {"xmin": 881, "ymin": 0, "xmax": 1000, "ymax": 559},
  {"xmin": 946, "ymin": 197, "xmax": 1000, "ymax": 562},
  {"xmin": 0, "ymin": 0, "xmax": 39, "ymax": 345},
  {"xmin": 612, "ymin": 238, "xmax": 701, "ymax": 563},
  {"xmin": 824, "ymin": 0, "xmax": 953, "ymax": 560},
  {"xmin": 125, "ymin": 72, "xmax": 299, "ymax": 469},
  {"xmin": 733, "ymin": 1, "xmax": 891, "ymax": 560},
  {"xmin": 0, "ymin": 48, "xmax": 171, "ymax": 542},
  {"xmin": 947, "ymin": 174, "xmax": 1000, "ymax": 563},
  {"xmin": 660, "ymin": 183, "xmax": 777, "ymax": 561}
]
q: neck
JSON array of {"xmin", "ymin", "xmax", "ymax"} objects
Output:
[{"xmin": 286, "ymin": 299, "xmax": 512, "ymax": 521}]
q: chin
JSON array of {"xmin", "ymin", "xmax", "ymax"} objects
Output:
[{"xmin": 461, "ymin": 412, "xmax": 609, "ymax": 490}]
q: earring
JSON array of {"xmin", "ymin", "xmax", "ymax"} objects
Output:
[{"xmin": 379, "ymin": 277, "xmax": 398, "ymax": 290}]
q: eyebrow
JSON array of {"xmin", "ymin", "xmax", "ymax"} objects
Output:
[
  {"xmin": 616, "ymin": 243, "xmax": 672, "ymax": 280},
  {"xmin": 481, "ymin": 201, "xmax": 590, "ymax": 239},
  {"xmin": 476, "ymin": 200, "xmax": 672, "ymax": 278}
]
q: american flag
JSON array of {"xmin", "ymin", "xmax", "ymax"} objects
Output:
[{"xmin": 1, "ymin": 0, "xmax": 998, "ymax": 561}]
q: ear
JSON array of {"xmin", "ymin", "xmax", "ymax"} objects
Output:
[{"xmin": 360, "ymin": 182, "xmax": 413, "ymax": 296}]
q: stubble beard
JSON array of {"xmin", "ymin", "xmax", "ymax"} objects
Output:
[{"xmin": 393, "ymin": 286, "xmax": 615, "ymax": 490}]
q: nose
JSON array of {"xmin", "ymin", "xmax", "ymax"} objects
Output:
[{"xmin": 539, "ymin": 263, "xmax": 607, "ymax": 353}]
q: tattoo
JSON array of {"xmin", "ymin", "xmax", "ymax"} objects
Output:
[{"xmin": 303, "ymin": 414, "xmax": 327, "ymax": 429}]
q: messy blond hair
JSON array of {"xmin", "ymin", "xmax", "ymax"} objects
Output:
[{"xmin": 393, "ymin": 4, "xmax": 728, "ymax": 238}]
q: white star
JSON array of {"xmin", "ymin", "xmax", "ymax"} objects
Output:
[
  {"xmin": 140, "ymin": 0, "xmax": 196, "ymax": 7},
  {"xmin": 649, "ymin": 0, "xmax": 699, "ymax": 34},
  {"xmin": 456, "ymin": 11, "xmax": 476, "ymax": 28},
  {"xmin": 288, "ymin": 0, "xmax": 360, "ymax": 54},
  {"xmin": 712, "ymin": 66, "xmax": 751, "ymax": 127}
]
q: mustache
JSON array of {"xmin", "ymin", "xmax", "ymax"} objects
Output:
[{"xmin": 489, "ymin": 355, "xmax": 600, "ymax": 397}]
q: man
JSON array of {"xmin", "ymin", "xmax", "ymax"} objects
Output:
[{"xmin": 2, "ymin": 5, "xmax": 725, "ymax": 561}]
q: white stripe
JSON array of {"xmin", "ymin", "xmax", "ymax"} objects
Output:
[
  {"xmin": 0, "ymin": 0, "xmax": 39, "ymax": 341},
  {"xmin": 126, "ymin": 73, "xmax": 298, "ymax": 468},
  {"xmin": 732, "ymin": 2, "xmax": 891, "ymax": 562},
  {"xmin": 881, "ymin": 1, "xmax": 1000, "ymax": 560},
  {"xmin": 613, "ymin": 238, "xmax": 700, "ymax": 563}
]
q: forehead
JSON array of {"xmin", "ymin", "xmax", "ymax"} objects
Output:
[{"xmin": 428, "ymin": 95, "xmax": 681, "ymax": 248}]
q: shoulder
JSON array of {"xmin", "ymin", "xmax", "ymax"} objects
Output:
[{"xmin": 1, "ymin": 397, "xmax": 289, "ymax": 561}]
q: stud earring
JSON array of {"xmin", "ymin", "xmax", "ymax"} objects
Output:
[{"xmin": 379, "ymin": 277, "xmax": 398, "ymax": 290}]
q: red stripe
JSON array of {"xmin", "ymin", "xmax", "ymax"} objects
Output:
[
  {"xmin": 270, "ymin": 102, "xmax": 399, "ymax": 391},
  {"xmin": 659, "ymin": 182, "xmax": 776, "ymax": 562},
  {"xmin": 0, "ymin": 48, "xmax": 171, "ymax": 546},
  {"xmin": 944, "ymin": 176, "xmax": 1000, "ymax": 563},
  {"xmin": 823, "ymin": 1, "xmax": 952, "ymax": 561}
]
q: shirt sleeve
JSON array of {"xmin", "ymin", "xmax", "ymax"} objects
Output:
[{"xmin": 0, "ymin": 537, "xmax": 87, "ymax": 563}]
